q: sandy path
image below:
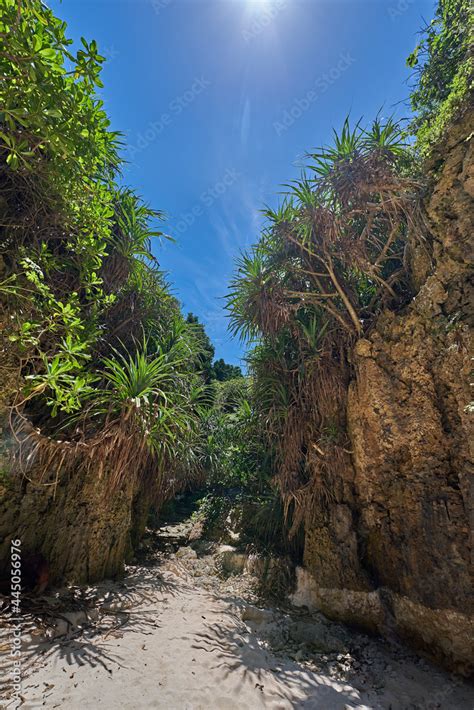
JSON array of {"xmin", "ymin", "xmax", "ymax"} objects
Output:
[
  {"xmin": 18, "ymin": 571, "xmax": 362, "ymax": 709},
  {"xmin": 9, "ymin": 555, "xmax": 473, "ymax": 710}
]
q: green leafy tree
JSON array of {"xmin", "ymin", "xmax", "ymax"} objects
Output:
[
  {"xmin": 211, "ymin": 358, "xmax": 243, "ymax": 382},
  {"xmin": 407, "ymin": 0, "xmax": 472, "ymax": 153},
  {"xmin": 0, "ymin": 0, "xmax": 217, "ymax": 505},
  {"xmin": 185, "ymin": 313, "xmax": 215, "ymax": 382}
]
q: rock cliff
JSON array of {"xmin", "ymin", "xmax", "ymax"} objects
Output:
[{"xmin": 295, "ymin": 109, "xmax": 473, "ymax": 674}]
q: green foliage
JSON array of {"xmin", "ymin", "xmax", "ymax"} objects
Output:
[
  {"xmin": 407, "ymin": 0, "xmax": 472, "ymax": 155},
  {"xmin": 88, "ymin": 334, "xmax": 206, "ymax": 463},
  {"xmin": 211, "ymin": 358, "xmax": 243, "ymax": 381},
  {"xmin": 192, "ymin": 492, "xmax": 232, "ymax": 530},
  {"xmin": 185, "ymin": 313, "xmax": 243, "ymax": 382},
  {"xmin": 0, "ymin": 0, "xmax": 216, "ymax": 498},
  {"xmin": 229, "ymin": 116, "xmax": 415, "ymax": 347},
  {"xmin": 227, "ymin": 116, "xmax": 419, "ymax": 532},
  {"xmin": 185, "ymin": 313, "xmax": 215, "ymax": 382},
  {"xmin": 212, "ymin": 377, "xmax": 249, "ymax": 413},
  {"xmin": 0, "ymin": 0, "xmax": 119, "ymax": 179},
  {"xmin": 242, "ymin": 490, "xmax": 303, "ymax": 556},
  {"xmin": 26, "ymin": 351, "xmax": 96, "ymax": 417},
  {"xmin": 0, "ymin": 9, "xmax": 279, "ymax": 539},
  {"xmin": 0, "ymin": 0, "xmax": 118, "ymax": 420},
  {"xmin": 193, "ymin": 488, "xmax": 302, "ymax": 557},
  {"xmin": 100, "ymin": 347, "xmax": 177, "ymax": 410},
  {"xmin": 199, "ymin": 375, "xmax": 272, "ymax": 491}
]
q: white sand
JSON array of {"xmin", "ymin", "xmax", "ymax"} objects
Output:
[{"xmin": 6, "ymin": 557, "xmax": 473, "ymax": 710}]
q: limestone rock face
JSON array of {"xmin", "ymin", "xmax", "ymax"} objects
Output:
[
  {"xmin": 0, "ymin": 450, "xmax": 143, "ymax": 586},
  {"xmin": 300, "ymin": 111, "xmax": 473, "ymax": 674}
]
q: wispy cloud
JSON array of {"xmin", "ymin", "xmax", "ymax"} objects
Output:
[
  {"xmin": 240, "ymin": 98, "xmax": 251, "ymax": 147},
  {"xmin": 207, "ymin": 178, "xmax": 266, "ymax": 267}
]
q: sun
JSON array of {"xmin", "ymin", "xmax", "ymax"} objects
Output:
[
  {"xmin": 242, "ymin": 0, "xmax": 285, "ymax": 21},
  {"xmin": 254, "ymin": 0, "xmax": 281, "ymax": 6}
]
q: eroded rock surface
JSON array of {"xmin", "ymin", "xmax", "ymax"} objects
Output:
[{"xmin": 301, "ymin": 111, "xmax": 473, "ymax": 673}]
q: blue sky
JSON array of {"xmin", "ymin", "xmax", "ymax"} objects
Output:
[{"xmin": 51, "ymin": 0, "xmax": 433, "ymax": 367}]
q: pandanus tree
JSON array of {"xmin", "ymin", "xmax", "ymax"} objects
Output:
[
  {"xmin": 228, "ymin": 117, "xmax": 424, "ymax": 531},
  {"xmin": 100, "ymin": 189, "xmax": 167, "ymax": 292},
  {"xmin": 229, "ymin": 117, "xmax": 421, "ymax": 343}
]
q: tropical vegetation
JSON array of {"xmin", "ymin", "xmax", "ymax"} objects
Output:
[
  {"xmin": 0, "ymin": 0, "xmax": 470, "ymax": 567},
  {"xmin": 0, "ymin": 0, "xmax": 239, "ymax": 512},
  {"xmin": 227, "ymin": 0, "xmax": 471, "ymax": 534},
  {"xmin": 407, "ymin": 0, "xmax": 472, "ymax": 154}
]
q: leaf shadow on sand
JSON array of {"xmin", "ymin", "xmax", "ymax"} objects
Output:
[
  {"xmin": 184, "ymin": 599, "xmax": 363, "ymax": 709},
  {"xmin": 0, "ymin": 563, "xmax": 181, "ymax": 692}
]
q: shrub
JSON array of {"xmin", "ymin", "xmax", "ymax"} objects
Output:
[{"xmin": 407, "ymin": 0, "xmax": 472, "ymax": 155}]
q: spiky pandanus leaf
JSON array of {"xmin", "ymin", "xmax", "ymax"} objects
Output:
[{"xmin": 227, "ymin": 115, "xmax": 422, "ymax": 532}]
